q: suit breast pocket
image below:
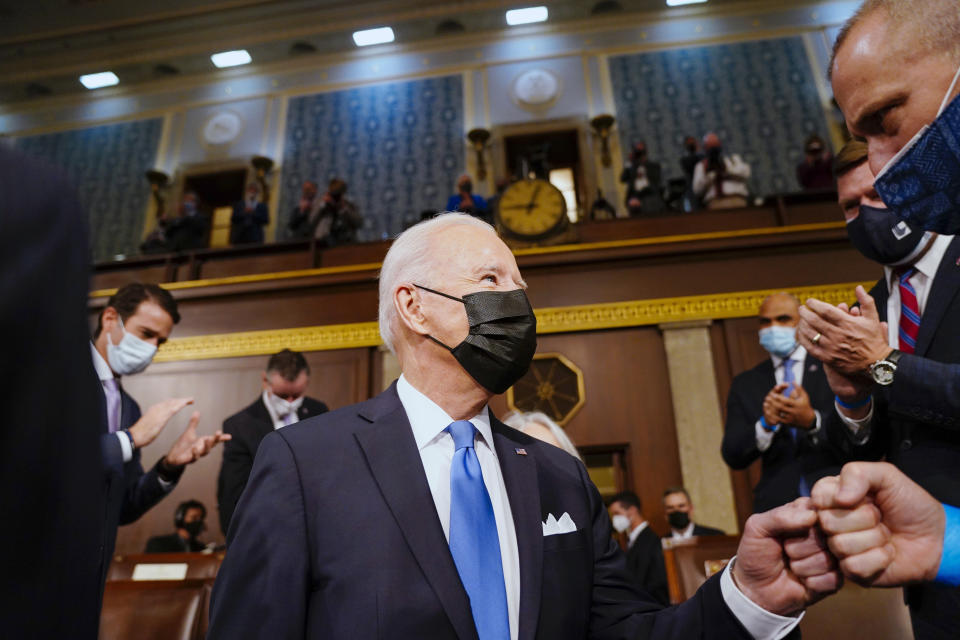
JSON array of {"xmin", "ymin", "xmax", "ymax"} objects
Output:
[{"xmin": 542, "ymin": 528, "xmax": 588, "ymax": 553}]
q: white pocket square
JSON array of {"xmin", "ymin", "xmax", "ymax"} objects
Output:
[{"xmin": 542, "ymin": 512, "xmax": 577, "ymax": 536}]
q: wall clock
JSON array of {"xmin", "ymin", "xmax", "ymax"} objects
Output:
[
  {"xmin": 202, "ymin": 111, "xmax": 243, "ymax": 147},
  {"xmin": 512, "ymin": 68, "xmax": 561, "ymax": 111},
  {"xmin": 496, "ymin": 178, "xmax": 567, "ymax": 241}
]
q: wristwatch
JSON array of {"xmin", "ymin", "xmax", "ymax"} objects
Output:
[{"xmin": 868, "ymin": 349, "xmax": 903, "ymax": 386}]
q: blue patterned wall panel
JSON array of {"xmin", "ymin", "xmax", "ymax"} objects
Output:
[
  {"xmin": 280, "ymin": 75, "xmax": 464, "ymax": 240},
  {"xmin": 609, "ymin": 37, "xmax": 831, "ymax": 196},
  {"xmin": 16, "ymin": 118, "xmax": 163, "ymax": 261}
]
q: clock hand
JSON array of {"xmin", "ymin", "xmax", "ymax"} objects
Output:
[{"xmin": 526, "ymin": 185, "xmax": 542, "ymax": 213}]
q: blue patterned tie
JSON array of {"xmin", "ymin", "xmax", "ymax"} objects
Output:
[
  {"xmin": 447, "ymin": 420, "xmax": 510, "ymax": 640},
  {"xmin": 782, "ymin": 360, "xmax": 810, "ymax": 496}
]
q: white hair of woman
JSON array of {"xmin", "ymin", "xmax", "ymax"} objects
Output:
[
  {"xmin": 377, "ymin": 212, "xmax": 495, "ymax": 354},
  {"xmin": 501, "ymin": 410, "xmax": 581, "ymax": 461}
]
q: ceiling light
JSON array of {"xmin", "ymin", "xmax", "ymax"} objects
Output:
[
  {"xmin": 352, "ymin": 27, "xmax": 395, "ymax": 47},
  {"xmin": 666, "ymin": 0, "xmax": 708, "ymax": 6},
  {"xmin": 506, "ymin": 6, "xmax": 548, "ymax": 25},
  {"xmin": 211, "ymin": 49, "xmax": 252, "ymax": 68},
  {"xmin": 79, "ymin": 72, "xmax": 119, "ymax": 90}
]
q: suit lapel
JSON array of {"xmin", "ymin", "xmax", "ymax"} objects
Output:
[
  {"xmin": 916, "ymin": 238, "xmax": 960, "ymax": 356},
  {"xmin": 354, "ymin": 387, "xmax": 478, "ymax": 640},
  {"xmin": 492, "ymin": 420, "xmax": 542, "ymax": 640}
]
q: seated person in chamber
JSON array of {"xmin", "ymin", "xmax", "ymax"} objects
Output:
[
  {"xmin": 620, "ymin": 141, "xmax": 666, "ymax": 216},
  {"xmin": 446, "ymin": 173, "xmax": 488, "ymax": 219},
  {"xmin": 145, "ymin": 499, "xmax": 209, "ymax": 553},
  {"xmin": 608, "ymin": 491, "xmax": 670, "ymax": 606},
  {"xmin": 692, "ymin": 133, "xmax": 751, "ymax": 210},
  {"xmin": 662, "ymin": 486, "xmax": 724, "ymax": 540},
  {"xmin": 288, "ymin": 178, "xmax": 363, "ymax": 246},
  {"xmin": 230, "ymin": 182, "xmax": 269, "ymax": 245},
  {"xmin": 502, "ymin": 410, "xmax": 581, "ymax": 460}
]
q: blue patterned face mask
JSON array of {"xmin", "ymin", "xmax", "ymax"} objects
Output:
[{"xmin": 874, "ymin": 63, "xmax": 960, "ymax": 234}]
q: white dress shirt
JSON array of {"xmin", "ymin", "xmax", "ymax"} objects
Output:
[
  {"xmin": 397, "ymin": 375, "xmax": 798, "ymax": 639},
  {"xmin": 626, "ymin": 520, "xmax": 649, "ymax": 549},
  {"xmin": 754, "ymin": 345, "xmax": 821, "ymax": 452},
  {"xmin": 91, "ymin": 343, "xmax": 133, "ymax": 463},
  {"xmin": 396, "ymin": 375, "xmax": 521, "ymax": 640},
  {"xmin": 692, "ymin": 154, "xmax": 752, "ymax": 202},
  {"xmin": 670, "ymin": 521, "xmax": 696, "ymax": 540},
  {"xmin": 839, "ymin": 235, "xmax": 954, "ymax": 439}
]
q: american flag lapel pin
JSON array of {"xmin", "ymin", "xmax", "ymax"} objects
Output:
[{"xmin": 515, "ymin": 448, "xmax": 527, "ymax": 456}]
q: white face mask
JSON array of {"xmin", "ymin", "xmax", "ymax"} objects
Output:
[
  {"xmin": 611, "ymin": 514, "xmax": 631, "ymax": 534},
  {"xmin": 106, "ymin": 318, "xmax": 157, "ymax": 376},
  {"xmin": 267, "ymin": 390, "xmax": 304, "ymax": 418}
]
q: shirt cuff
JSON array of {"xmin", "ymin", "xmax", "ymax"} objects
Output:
[
  {"xmin": 835, "ymin": 399, "xmax": 873, "ymax": 444},
  {"xmin": 755, "ymin": 419, "xmax": 775, "ymax": 452},
  {"xmin": 936, "ymin": 504, "xmax": 960, "ymax": 586},
  {"xmin": 809, "ymin": 410, "xmax": 822, "ymax": 435},
  {"xmin": 720, "ymin": 558, "xmax": 802, "ymax": 640},
  {"xmin": 116, "ymin": 431, "xmax": 133, "ymax": 463}
]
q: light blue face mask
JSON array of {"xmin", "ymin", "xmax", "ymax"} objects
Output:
[
  {"xmin": 874, "ymin": 63, "xmax": 960, "ymax": 235},
  {"xmin": 106, "ymin": 318, "xmax": 158, "ymax": 376},
  {"xmin": 759, "ymin": 326, "xmax": 798, "ymax": 358}
]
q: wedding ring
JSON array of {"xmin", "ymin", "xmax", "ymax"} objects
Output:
[{"xmin": 812, "ymin": 332, "xmax": 822, "ymax": 345}]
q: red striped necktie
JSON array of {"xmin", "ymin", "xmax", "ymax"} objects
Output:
[{"xmin": 896, "ymin": 267, "xmax": 921, "ymax": 354}]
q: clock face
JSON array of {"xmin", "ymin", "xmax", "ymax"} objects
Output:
[
  {"xmin": 202, "ymin": 111, "xmax": 242, "ymax": 146},
  {"xmin": 497, "ymin": 179, "xmax": 567, "ymax": 239},
  {"xmin": 512, "ymin": 69, "xmax": 561, "ymax": 108}
]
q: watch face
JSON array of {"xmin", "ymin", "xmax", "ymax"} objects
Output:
[
  {"xmin": 872, "ymin": 361, "xmax": 896, "ymax": 386},
  {"xmin": 497, "ymin": 179, "xmax": 567, "ymax": 238}
]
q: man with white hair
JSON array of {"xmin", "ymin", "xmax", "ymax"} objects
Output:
[{"xmin": 209, "ymin": 213, "xmax": 839, "ymax": 639}]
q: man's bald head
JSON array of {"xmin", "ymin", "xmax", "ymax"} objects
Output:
[
  {"xmin": 759, "ymin": 293, "xmax": 801, "ymax": 329},
  {"xmin": 831, "ymin": 1, "xmax": 960, "ymax": 176},
  {"xmin": 831, "ymin": 0, "xmax": 960, "ymax": 80}
]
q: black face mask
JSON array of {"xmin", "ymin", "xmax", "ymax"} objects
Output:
[
  {"xmin": 667, "ymin": 511, "xmax": 690, "ymax": 531},
  {"xmin": 182, "ymin": 520, "xmax": 204, "ymax": 538},
  {"xmin": 847, "ymin": 204, "xmax": 932, "ymax": 266},
  {"xmin": 460, "ymin": 181, "xmax": 473, "ymax": 194},
  {"xmin": 415, "ymin": 285, "xmax": 537, "ymax": 394}
]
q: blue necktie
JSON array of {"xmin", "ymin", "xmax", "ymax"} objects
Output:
[
  {"xmin": 782, "ymin": 360, "xmax": 810, "ymax": 497},
  {"xmin": 447, "ymin": 420, "xmax": 510, "ymax": 640}
]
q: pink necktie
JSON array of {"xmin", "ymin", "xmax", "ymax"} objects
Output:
[{"xmin": 103, "ymin": 378, "xmax": 122, "ymax": 433}]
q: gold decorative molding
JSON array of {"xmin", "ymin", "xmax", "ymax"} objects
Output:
[
  {"xmin": 153, "ymin": 321, "xmax": 380, "ymax": 363},
  {"xmin": 90, "ymin": 221, "xmax": 845, "ymax": 299},
  {"xmin": 534, "ymin": 281, "xmax": 872, "ymax": 334},
  {"xmin": 149, "ymin": 281, "xmax": 873, "ymax": 362}
]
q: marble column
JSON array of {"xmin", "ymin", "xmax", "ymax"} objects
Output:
[{"xmin": 660, "ymin": 320, "xmax": 739, "ymax": 534}]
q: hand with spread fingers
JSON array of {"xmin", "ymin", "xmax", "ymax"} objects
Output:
[
  {"xmin": 798, "ymin": 287, "xmax": 891, "ymax": 376},
  {"xmin": 811, "ymin": 462, "xmax": 945, "ymax": 587},
  {"xmin": 164, "ymin": 411, "xmax": 232, "ymax": 467},
  {"xmin": 734, "ymin": 498, "xmax": 843, "ymax": 616}
]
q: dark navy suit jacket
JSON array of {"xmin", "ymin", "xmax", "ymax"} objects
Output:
[
  {"xmin": 824, "ymin": 237, "xmax": 960, "ymax": 634},
  {"xmin": 721, "ymin": 354, "xmax": 842, "ymax": 513},
  {"xmin": 98, "ymin": 386, "xmax": 173, "ymax": 586},
  {"xmin": 825, "ymin": 236, "xmax": 960, "ymax": 506},
  {"xmin": 209, "ymin": 383, "xmax": 759, "ymax": 640}
]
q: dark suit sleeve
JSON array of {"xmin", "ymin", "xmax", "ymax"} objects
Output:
[
  {"xmin": 208, "ymin": 432, "xmax": 310, "ymax": 639},
  {"xmin": 721, "ymin": 378, "xmax": 763, "ymax": 470},
  {"xmin": 115, "ymin": 403, "xmax": 173, "ymax": 525},
  {"xmin": 573, "ymin": 463, "xmax": 753, "ymax": 639},
  {"xmin": 100, "ymin": 432, "xmax": 125, "ymax": 473},
  {"xmin": 886, "ymin": 355, "xmax": 960, "ymax": 426},
  {"xmin": 217, "ymin": 417, "xmax": 255, "ymax": 535}
]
